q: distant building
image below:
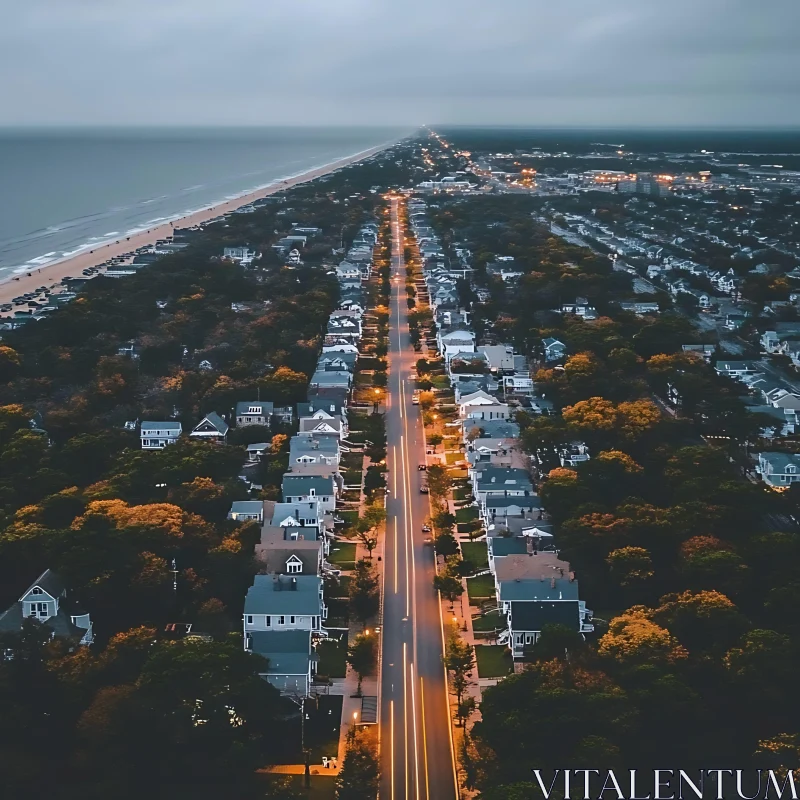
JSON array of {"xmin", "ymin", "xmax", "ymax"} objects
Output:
[{"xmin": 140, "ymin": 421, "xmax": 181, "ymax": 449}]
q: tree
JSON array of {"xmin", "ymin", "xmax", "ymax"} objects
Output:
[
  {"xmin": 444, "ymin": 625, "xmax": 474, "ymax": 707},
  {"xmin": 457, "ymin": 695, "xmax": 476, "ymax": 728},
  {"xmin": 425, "ymin": 464, "xmax": 451, "ymax": 499},
  {"xmin": 347, "ymin": 632, "xmax": 377, "ymax": 696},
  {"xmin": 349, "ymin": 559, "xmax": 379, "ymax": 623},
  {"xmin": 434, "ymin": 556, "xmax": 465, "ymax": 605},
  {"xmin": 606, "ymin": 546, "xmax": 654, "ymax": 586},
  {"xmin": 427, "ymin": 433, "xmax": 443, "ymax": 451},
  {"xmin": 356, "ymin": 502, "xmax": 385, "ymax": 558},
  {"xmin": 337, "ymin": 728, "xmax": 380, "ymax": 800},
  {"xmin": 598, "ymin": 608, "xmax": 688, "ymax": 666}
]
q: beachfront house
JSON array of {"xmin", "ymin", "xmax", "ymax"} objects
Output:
[{"xmin": 140, "ymin": 421, "xmax": 182, "ymax": 449}]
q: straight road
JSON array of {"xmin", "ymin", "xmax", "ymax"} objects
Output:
[{"xmin": 379, "ymin": 196, "xmax": 458, "ymax": 800}]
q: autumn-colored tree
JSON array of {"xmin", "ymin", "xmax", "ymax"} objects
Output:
[
  {"xmin": 606, "ymin": 547, "xmax": 654, "ymax": 586},
  {"xmin": 0, "ymin": 345, "xmax": 22, "ymax": 382},
  {"xmin": 617, "ymin": 399, "xmax": 661, "ymax": 438},
  {"xmin": 598, "ymin": 608, "xmax": 688, "ymax": 666},
  {"xmin": 562, "ymin": 396, "xmax": 617, "ymax": 432},
  {"xmin": 594, "ymin": 450, "xmax": 643, "ymax": 473}
]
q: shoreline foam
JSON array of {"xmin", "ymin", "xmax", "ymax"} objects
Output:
[{"xmin": 0, "ymin": 139, "xmax": 394, "ymax": 308}]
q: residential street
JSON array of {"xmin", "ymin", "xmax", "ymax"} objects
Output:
[{"xmin": 379, "ymin": 197, "xmax": 459, "ymax": 800}]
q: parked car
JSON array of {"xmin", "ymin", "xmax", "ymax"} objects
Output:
[
  {"xmin": 420, "ymin": 485, "xmax": 429, "ymax": 494},
  {"xmin": 418, "ymin": 463, "xmax": 427, "ymax": 471},
  {"xmin": 421, "ymin": 524, "xmax": 431, "ymax": 533}
]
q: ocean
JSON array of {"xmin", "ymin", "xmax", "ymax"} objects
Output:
[{"xmin": 0, "ymin": 127, "xmax": 407, "ymax": 280}]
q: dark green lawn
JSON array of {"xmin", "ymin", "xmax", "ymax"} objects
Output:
[
  {"xmin": 328, "ymin": 541, "xmax": 357, "ymax": 569},
  {"xmin": 455, "ymin": 506, "xmax": 478, "ymax": 523},
  {"xmin": 317, "ymin": 633, "xmax": 348, "ymax": 679},
  {"xmin": 461, "ymin": 541, "xmax": 489, "ymax": 572},
  {"xmin": 472, "ymin": 609, "xmax": 503, "ymax": 632},
  {"xmin": 475, "ymin": 645, "xmax": 514, "ymax": 678},
  {"xmin": 466, "ymin": 573, "xmax": 495, "ymax": 602}
]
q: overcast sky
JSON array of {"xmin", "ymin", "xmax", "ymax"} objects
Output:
[{"xmin": 2, "ymin": 0, "xmax": 799, "ymax": 128}]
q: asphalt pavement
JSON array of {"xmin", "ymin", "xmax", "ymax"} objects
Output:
[{"xmin": 378, "ymin": 197, "xmax": 459, "ymax": 800}]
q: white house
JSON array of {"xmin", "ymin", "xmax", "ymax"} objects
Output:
[
  {"xmin": 228, "ymin": 501, "xmax": 265, "ymax": 523},
  {"xmin": 140, "ymin": 421, "xmax": 182, "ymax": 449},
  {"xmin": 190, "ymin": 411, "xmax": 229, "ymax": 443}
]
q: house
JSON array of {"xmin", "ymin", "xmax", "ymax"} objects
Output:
[
  {"xmin": 267, "ymin": 501, "xmax": 325, "ymax": 537},
  {"xmin": 228, "ymin": 501, "xmax": 265, "ymax": 523},
  {"xmin": 246, "ymin": 442, "xmax": 270, "ymax": 462},
  {"xmin": 309, "ymin": 370, "xmax": 352, "ymax": 390},
  {"xmin": 619, "ymin": 302, "xmax": 661, "ymax": 316},
  {"xmin": 714, "ymin": 360, "xmax": 761, "ymax": 379},
  {"xmin": 559, "ymin": 442, "xmax": 590, "ymax": 467},
  {"xmin": 243, "ymin": 574, "xmax": 326, "ymax": 696},
  {"xmin": 506, "ymin": 600, "xmax": 593, "ymax": 659},
  {"xmin": 437, "ymin": 329, "xmax": 477, "ymax": 361},
  {"xmin": 281, "ymin": 474, "xmax": 337, "ymax": 513},
  {"xmin": 255, "ymin": 528, "xmax": 325, "ymax": 571},
  {"xmin": 463, "ymin": 402, "xmax": 511, "ymax": 422},
  {"xmin": 478, "ymin": 345, "xmax": 516, "ymax": 374},
  {"xmin": 223, "ymin": 246, "xmax": 257, "ymax": 263},
  {"xmin": 756, "ymin": 452, "xmax": 800, "ymax": 489},
  {"xmin": 236, "ymin": 401, "xmax": 274, "ymax": 427},
  {"xmin": 761, "ymin": 331, "xmax": 783, "ymax": 354},
  {"xmin": 0, "ymin": 569, "xmax": 93, "ymax": 647},
  {"xmin": 190, "ymin": 411, "xmax": 229, "ymax": 443},
  {"xmin": 542, "ymin": 338, "xmax": 567, "ymax": 362},
  {"xmin": 140, "ymin": 421, "xmax": 181, "ymax": 449},
  {"xmin": 463, "ymin": 419, "xmax": 521, "ymax": 442},
  {"xmin": 474, "ymin": 467, "xmax": 534, "ymax": 502},
  {"xmin": 682, "ymin": 344, "xmax": 715, "ymax": 362},
  {"xmin": 482, "ymin": 494, "xmax": 542, "ymax": 523},
  {"xmin": 457, "ymin": 389, "xmax": 497, "ymax": 416},
  {"xmin": 298, "ymin": 413, "xmax": 348, "ymax": 440},
  {"xmin": 289, "ymin": 434, "xmax": 340, "ymax": 467},
  {"xmin": 302, "ymin": 387, "xmax": 349, "ymax": 417}
]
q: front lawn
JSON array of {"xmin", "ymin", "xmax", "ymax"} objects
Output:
[
  {"xmin": 446, "ymin": 452, "xmax": 465, "ymax": 465},
  {"xmin": 475, "ymin": 645, "xmax": 514, "ymax": 678},
  {"xmin": 461, "ymin": 542, "xmax": 489, "ymax": 572},
  {"xmin": 326, "ymin": 598, "xmax": 349, "ymax": 629},
  {"xmin": 317, "ymin": 633, "xmax": 348, "ymax": 679},
  {"xmin": 328, "ymin": 541, "xmax": 357, "ymax": 569},
  {"xmin": 455, "ymin": 506, "xmax": 478, "ymax": 524},
  {"xmin": 472, "ymin": 609, "xmax": 504, "ymax": 633},
  {"xmin": 466, "ymin": 573, "xmax": 495, "ymax": 602}
]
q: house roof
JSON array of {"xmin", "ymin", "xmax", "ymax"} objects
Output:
[
  {"xmin": 494, "ymin": 552, "xmax": 572, "ymax": 583},
  {"xmin": 485, "ymin": 495, "xmax": 541, "ymax": 510},
  {"xmin": 488, "ymin": 536, "xmax": 528, "ymax": 557},
  {"xmin": 236, "ymin": 401, "xmax": 274, "ymax": 416},
  {"xmin": 465, "ymin": 420, "xmax": 520, "ymax": 439},
  {"xmin": 141, "ymin": 421, "xmax": 182, "ymax": 431},
  {"xmin": 258, "ymin": 546, "xmax": 321, "ymax": 575},
  {"xmin": 509, "ymin": 600, "xmax": 580, "ymax": 632},
  {"xmin": 193, "ymin": 411, "xmax": 229, "ymax": 435},
  {"xmin": 248, "ymin": 630, "xmax": 312, "ymax": 676},
  {"xmin": 229, "ymin": 501, "xmax": 264, "ymax": 516},
  {"xmin": 289, "ymin": 434, "xmax": 339, "ymax": 458},
  {"xmin": 244, "ymin": 575, "xmax": 322, "ymax": 615},
  {"xmin": 22, "ymin": 568, "xmax": 65, "ymax": 600},
  {"xmin": 499, "ymin": 578, "xmax": 579, "ymax": 603},
  {"xmin": 282, "ymin": 474, "xmax": 335, "ymax": 497},
  {"xmin": 476, "ymin": 466, "xmax": 532, "ymax": 486}
]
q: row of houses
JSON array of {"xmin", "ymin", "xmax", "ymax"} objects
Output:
[
  {"xmin": 411, "ymin": 197, "xmax": 594, "ymax": 659},
  {"xmin": 237, "ymin": 220, "xmax": 377, "ymax": 696}
]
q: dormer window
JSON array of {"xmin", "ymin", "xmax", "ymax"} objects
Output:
[
  {"xmin": 788, "ymin": 465, "xmax": 797, "ymax": 474},
  {"xmin": 31, "ymin": 587, "xmax": 42, "ymax": 595},
  {"xmin": 248, "ymin": 406, "xmax": 261, "ymax": 414},
  {"xmin": 286, "ymin": 556, "xmax": 303, "ymax": 574}
]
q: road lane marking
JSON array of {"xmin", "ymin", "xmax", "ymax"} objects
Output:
[
  {"xmin": 391, "ymin": 699, "xmax": 395, "ymax": 800},
  {"xmin": 404, "ymin": 641, "xmax": 409, "ymax": 800},
  {"xmin": 411, "ymin": 661, "xmax": 421, "ymax": 800},
  {"xmin": 421, "ymin": 678, "xmax": 430, "ymax": 800}
]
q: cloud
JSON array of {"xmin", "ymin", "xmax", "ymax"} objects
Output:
[{"xmin": 1, "ymin": 0, "xmax": 798, "ymax": 126}]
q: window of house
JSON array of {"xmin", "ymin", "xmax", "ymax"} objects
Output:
[
  {"xmin": 287, "ymin": 559, "xmax": 302, "ymax": 574},
  {"xmin": 246, "ymin": 615, "xmax": 253, "ymax": 624},
  {"xmin": 266, "ymin": 616, "xmax": 271, "ymax": 626},
  {"xmin": 31, "ymin": 587, "xmax": 42, "ymax": 595},
  {"xmin": 279, "ymin": 616, "xmax": 285, "ymax": 625},
  {"xmin": 290, "ymin": 616, "xmax": 295, "ymax": 624}
]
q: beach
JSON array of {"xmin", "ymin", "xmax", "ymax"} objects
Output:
[{"xmin": 0, "ymin": 141, "xmax": 391, "ymax": 308}]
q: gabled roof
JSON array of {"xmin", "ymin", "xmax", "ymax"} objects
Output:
[
  {"xmin": 141, "ymin": 421, "xmax": 182, "ymax": 431},
  {"xmin": 236, "ymin": 401, "xmax": 274, "ymax": 416},
  {"xmin": 244, "ymin": 574, "xmax": 322, "ymax": 615},
  {"xmin": 22, "ymin": 568, "xmax": 65, "ymax": 600},
  {"xmin": 192, "ymin": 411, "xmax": 229, "ymax": 435},
  {"xmin": 248, "ymin": 630, "xmax": 312, "ymax": 676},
  {"xmin": 498, "ymin": 577, "xmax": 579, "ymax": 603}
]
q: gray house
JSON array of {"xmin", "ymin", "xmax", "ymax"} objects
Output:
[
  {"xmin": 190, "ymin": 411, "xmax": 229, "ymax": 443},
  {"xmin": 0, "ymin": 569, "xmax": 93, "ymax": 646},
  {"xmin": 236, "ymin": 401, "xmax": 274, "ymax": 427},
  {"xmin": 282, "ymin": 474, "xmax": 337, "ymax": 513}
]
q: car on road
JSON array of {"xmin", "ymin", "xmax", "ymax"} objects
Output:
[
  {"xmin": 418, "ymin": 463, "xmax": 426, "ymax": 471},
  {"xmin": 420, "ymin": 485, "xmax": 429, "ymax": 494},
  {"xmin": 421, "ymin": 524, "xmax": 431, "ymax": 533},
  {"xmin": 423, "ymin": 537, "xmax": 433, "ymax": 546}
]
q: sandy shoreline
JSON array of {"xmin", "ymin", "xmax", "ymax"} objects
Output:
[{"xmin": 0, "ymin": 141, "xmax": 391, "ymax": 308}]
